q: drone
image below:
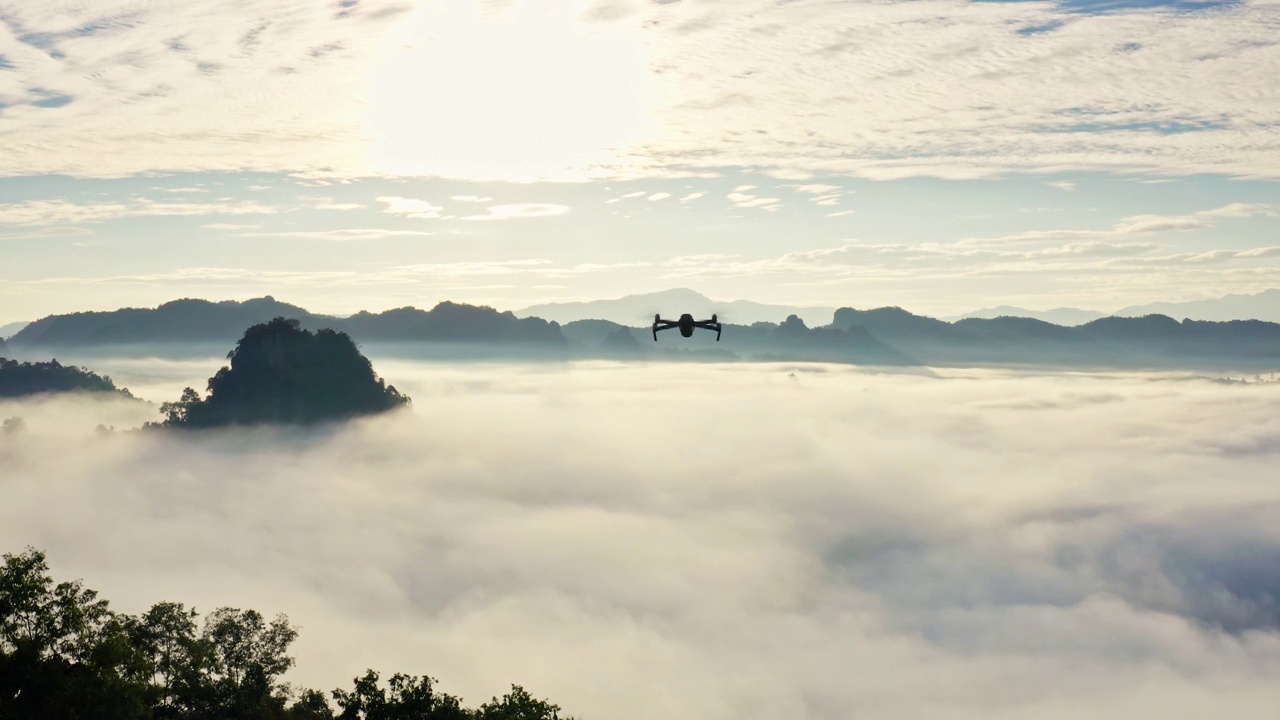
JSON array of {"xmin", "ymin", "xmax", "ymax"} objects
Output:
[{"xmin": 653, "ymin": 313, "xmax": 722, "ymax": 341}]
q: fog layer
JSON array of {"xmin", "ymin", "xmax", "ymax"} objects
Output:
[{"xmin": 3, "ymin": 361, "xmax": 1279, "ymax": 719}]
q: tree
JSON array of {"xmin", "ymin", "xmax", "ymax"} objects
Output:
[
  {"xmin": 196, "ymin": 607, "xmax": 299, "ymax": 717},
  {"xmin": 159, "ymin": 387, "xmax": 203, "ymax": 426},
  {"xmin": 0, "ymin": 547, "xmax": 148, "ymax": 719},
  {"xmin": 1, "ymin": 547, "xmax": 574, "ymax": 719},
  {"xmin": 132, "ymin": 601, "xmax": 201, "ymax": 715},
  {"xmin": 472, "ymin": 685, "xmax": 571, "ymax": 720},
  {"xmin": 288, "ymin": 688, "xmax": 336, "ymax": 719},
  {"xmin": 332, "ymin": 670, "xmax": 467, "ymax": 720}
]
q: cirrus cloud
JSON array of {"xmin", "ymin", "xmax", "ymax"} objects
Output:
[{"xmin": 461, "ymin": 203, "xmax": 570, "ymax": 221}]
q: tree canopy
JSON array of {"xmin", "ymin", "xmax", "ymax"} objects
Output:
[
  {"xmin": 0, "ymin": 357, "xmax": 135, "ymax": 399},
  {"xmin": 0, "ymin": 547, "xmax": 572, "ymax": 719},
  {"xmin": 159, "ymin": 318, "xmax": 410, "ymax": 428}
]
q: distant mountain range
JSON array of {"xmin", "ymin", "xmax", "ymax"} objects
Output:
[
  {"xmin": 522, "ymin": 287, "xmax": 1280, "ymax": 327},
  {"xmin": 516, "ymin": 288, "xmax": 837, "ymax": 327},
  {"xmin": 1113, "ymin": 289, "xmax": 1280, "ymax": 322},
  {"xmin": 944, "ymin": 306, "xmax": 1107, "ymax": 326},
  {"xmin": 0, "ymin": 321, "xmax": 28, "ymax": 340},
  {"xmin": 9, "ymin": 297, "xmax": 563, "ymax": 350},
  {"xmin": 947, "ymin": 289, "xmax": 1280, "ymax": 325},
  {"xmin": 7, "ymin": 294, "xmax": 1280, "ymax": 371}
]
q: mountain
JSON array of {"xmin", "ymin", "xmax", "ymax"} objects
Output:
[
  {"xmin": 832, "ymin": 306, "xmax": 974, "ymax": 341},
  {"xmin": 0, "ymin": 357, "xmax": 136, "ymax": 399},
  {"xmin": 1114, "ymin": 289, "xmax": 1280, "ymax": 322},
  {"xmin": 562, "ymin": 315, "xmax": 916, "ymax": 365},
  {"xmin": 945, "ymin": 305, "xmax": 1106, "ymax": 326},
  {"xmin": 948, "ymin": 288, "xmax": 1280, "ymax": 324},
  {"xmin": 156, "ymin": 317, "xmax": 409, "ymax": 428},
  {"xmin": 755, "ymin": 315, "xmax": 917, "ymax": 365},
  {"xmin": 8, "ymin": 297, "xmax": 566, "ymax": 351},
  {"xmin": 832, "ymin": 305, "xmax": 1280, "ymax": 368},
  {"xmin": 0, "ymin": 321, "xmax": 28, "ymax": 340},
  {"xmin": 339, "ymin": 301, "xmax": 564, "ymax": 344},
  {"xmin": 516, "ymin": 288, "xmax": 836, "ymax": 327},
  {"xmin": 12, "ymin": 295, "xmax": 1280, "ymax": 371},
  {"xmin": 11, "ymin": 296, "xmax": 323, "ymax": 346}
]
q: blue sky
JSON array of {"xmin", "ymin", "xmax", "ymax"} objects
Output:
[{"xmin": 1, "ymin": 0, "xmax": 1278, "ymax": 324}]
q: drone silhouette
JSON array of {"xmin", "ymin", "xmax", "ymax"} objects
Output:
[{"xmin": 653, "ymin": 313, "xmax": 722, "ymax": 341}]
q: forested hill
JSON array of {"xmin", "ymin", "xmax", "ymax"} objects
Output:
[
  {"xmin": 10, "ymin": 297, "xmax": 565, "ymax": 348},
  {"xmin": 156, "ymin": 317, "xmax": 410, "ymax": 429},
  {"xmin": 0, "ymin": 357, "xmax": 136, "ymax": 398},
  {"xmin": 11, "ymin": 296, "xmax": 322, "ymax": 345}
]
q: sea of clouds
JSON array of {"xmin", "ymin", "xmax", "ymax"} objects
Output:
[{"xmin": 2, "ymin": 359, "xmax": 1279, "ymax": 719}]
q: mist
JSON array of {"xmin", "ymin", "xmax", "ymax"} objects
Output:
[{"xmin": 3, "ymin": 360, "xmax": 1279, "ymax": 719}]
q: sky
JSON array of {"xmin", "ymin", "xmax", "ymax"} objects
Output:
[
  {"xmin": 2, "ymin": 0, "xmax": 1280, "ymax": 324},
  {"xmin": 3, "ymin": 361, "xmax": 1280, "ymax": 718}
]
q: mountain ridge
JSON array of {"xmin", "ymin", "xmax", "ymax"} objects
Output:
[
  {"xmin": 516, "ymin": 288, "xmax": 837, "ymax": 327},
  {"xmin": 9, "ymin": 295, "xmax": 1280, "ymax": 371},
  {"xmin": 947, "ymin": 288, "xmax": 1280, "ymax": 325}
]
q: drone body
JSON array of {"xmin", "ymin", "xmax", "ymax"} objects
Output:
[{"xmin": 653, "ymin": 313, "xmax": 722, "ymax": 341}]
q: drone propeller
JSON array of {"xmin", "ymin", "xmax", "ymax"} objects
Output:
[{"xmin": 639, "ymin": 310, "xmax": 727, "ymax": 317}]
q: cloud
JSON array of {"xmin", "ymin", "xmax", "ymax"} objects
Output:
[
  {"xmin": 647, "ymin": 193, "xmax": 671, "ymax": 201},
  {"xmin": 239, "ymin": 229, "xmax": 434, "ymax": 241},
  {"xmin": 958, "ymin": 203, "xmax": 1276, "ymax": 248},
  {"xmin": 0, "ymin": 226, "xmax": 92, "ymax": 240},
  {"xmin": 1197, "ymin": 203, "xmax": 1277, "ymax": 219},
  {"xmin": 1046, "ymin": 181, "xmax": 1076, "ymax": 191},
  {"xmin": 726, "ymin": 191, "xmax": 780, "ymax": 210},
  {"xmin": 0, "ymin": 0, "xmax": 1278, "ymax": 180},
  {"xmin": 377, "ymin": 196, "xmax": 444, "ymax": 219},
  {"xmin": 787, "ymin": 184, "xmax": 842, "ymax": 195},
  {"xmin": 11, "ymin": 259, "xmax": 651, "ymax": 300},
  {"xmin": 827, "ymin": 210, "xmax": 855, "ymax": 218},
  {"xmin": 461, "ymin": 204, "xmax": 570, "ymax": 221},
  {"xmin": 201, "ymin": 223, "xmax": 263, "ymax": 231},
  {"xmin": 1234, "ymin": 246, "xmax": 1280, "ymax": 259},
  {"xmin": 308, "ymin": 198, "xmax": 366, "ymax": 211},
  {"xmin": 1, "ymin": 365, "xmax": 1279, "ymax": 720},
  {"xmin": 678, "ymin": 192, "xmax": 704, "ymax": 203},
  {"xmin": 0, "ymin": 198, "xmax": 279, "ymax": 225},
  {"xmin": 451, "ymin": 195, "xmax": 493, "ymax": 203}
]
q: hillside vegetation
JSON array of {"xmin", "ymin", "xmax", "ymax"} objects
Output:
[
  {"xmin": 0, "ymin": 547, "xmax": 572, "ymax": 719},
  {"xmin": 0, "ymin": 357, "xmax": 135, "ymax": 399},
  {"xmin": 157, "ymin": 318, "xmax": 409, "ymax": 428}
]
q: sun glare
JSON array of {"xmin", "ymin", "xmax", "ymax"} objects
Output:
[{"xmin": 364, "ymin": 1, "xmax": 657, "ymax": 182}]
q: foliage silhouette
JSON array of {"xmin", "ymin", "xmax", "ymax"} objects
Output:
[
  {"xmin": 0, "ymin": 357, "xmax": 135, "ymax": 398},
  {"xmin": 159, "ymin": 318, "xmax": 409, "ymax": 428},
  {"xmin": 0, "ymin": 547, "xmax": 573, "ymax": 720}
]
